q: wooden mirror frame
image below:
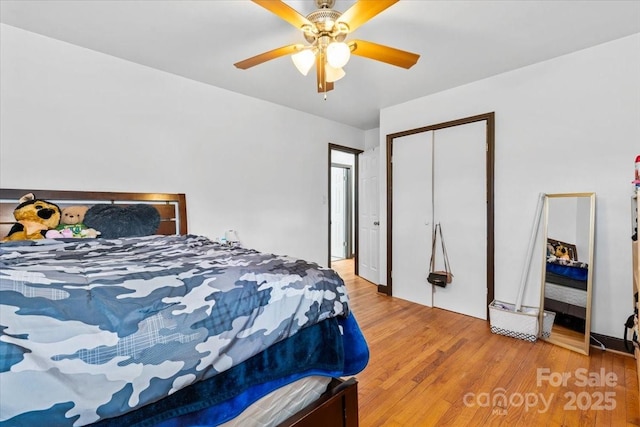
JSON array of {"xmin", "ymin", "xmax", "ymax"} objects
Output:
[{"xmin": 538, "ymin": 192, "xmax": 595, "ymax": 355}]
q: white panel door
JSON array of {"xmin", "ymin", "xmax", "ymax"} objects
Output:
[
  {"xmin": 358, "ymin": 147, "xmax": 379, "ymax": 284},
  {"xmin": 432, "ymin": 121, "xmax": 487, "ymax": 319},
  {"xmin": 392, "ymin": 132, "xmax": 433, "ymax": 307}
]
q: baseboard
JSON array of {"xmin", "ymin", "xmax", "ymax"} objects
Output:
[
  {"xmin": 591, "ymin": 332, "xmax": 634, "ymax": 355},
  {"xmin": 377, "ymin": 284, "xmax": 389, "ymax": 295}
]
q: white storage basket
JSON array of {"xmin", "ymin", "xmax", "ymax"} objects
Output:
[
  {"xmin": 489, "ymin": 300, "xmax": 540, "ymax": 342},
  {"xmin": 541, "ymin": 310, "xmax": 556, "ymax": 339}
]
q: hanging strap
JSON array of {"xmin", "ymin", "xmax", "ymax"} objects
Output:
[
  {"xmin": 429, "ymin": 223, "xmax": 452, "ymax": 274},
  {"xmin": 438, "ymin": 224, "xmax": 451, "ymax": 274},
  {"xmin": 429, "ymin": 224, "xmax": 438, "ymax": 272}
]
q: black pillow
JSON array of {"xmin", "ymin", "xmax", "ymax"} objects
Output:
[{"xmin": 84, "ymin": 204, "xmax": 160, "ymax": 239}]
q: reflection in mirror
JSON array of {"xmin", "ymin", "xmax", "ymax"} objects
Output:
[{"xmin": 539, "ymin": 193, "xmax": 595, "ymax": 355}]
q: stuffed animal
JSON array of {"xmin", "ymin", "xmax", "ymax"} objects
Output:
[
  {"xmin": 59, "ymin": 205, "xmax": 89, "ymax": 227},
  {"xmin": 2, "ymin": 193, "xmax": 61, "ymax": 241},
  {"xmin": 555, "ymin": 244, "xmax": 571, "ymax": 260},
  {"xmin": 547, "ymin": 242, "xmax": 556, "ymax": 257},
  {"xmin": 45, "ymin": 228, "xmax": 75, "ymax": 239},
  {"xmin": 56, "ymin": 205, "xmax": 90, "ymax": 237},
  {"xmin": 46, "ymin": 205, "xmax": 100, "ymax": 239}
]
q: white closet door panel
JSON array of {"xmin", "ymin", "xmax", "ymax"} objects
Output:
[
  {"xmin": 432, "ymin": 121, "xmax": 487, "ymax": 319},
  {"xmin": 392, "ymin": 132, "xmax": 433, "ymax": 307}
]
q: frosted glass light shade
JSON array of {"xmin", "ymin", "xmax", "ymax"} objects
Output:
[
  {"xmin": 325, "ymin": 65, "xmax": 345, "ymax": 82},
  {"xmin": 291, "ymin": 50, "xmax": 316, "ymax": 76},
  {"xmin": 327, "ymin": 42, "xmax": 350, "ymax": 69}
]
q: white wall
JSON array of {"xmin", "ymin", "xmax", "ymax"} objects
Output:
[
  {"xmin": 0, "ymin": 24, "xmax": 365, "ymax": 265},
  {"xmin": 364, "ymin": 128, "xmax": 380, "ymax": 151},
  {"xmin": 379, "ymin": 34, "xmax": 640, "ymax": 338}
]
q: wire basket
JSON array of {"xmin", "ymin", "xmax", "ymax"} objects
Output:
[
  {"xmin": 489, "ymin": 300, "xmax": 540, "ymax": 342},
  {"xmin": 540, "ymin": 310, "xmax": 556, "ymax": 339}
]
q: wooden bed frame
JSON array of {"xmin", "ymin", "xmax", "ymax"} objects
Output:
[
  {"xmin": 278, "ymin": 378, "xmax": 359, "ymax": 427},
  {"xmin": 0, "ymin": 188, "xmax": 360, "ymax": 427}
]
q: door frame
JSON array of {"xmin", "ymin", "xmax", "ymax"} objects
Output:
[
  {"xmin": 385, "ymin": 112, "xmax": 495, "ymax": 318},
  {"xmin": 328, "ymin": 144, "xmax": 364, "ymax": 271}
]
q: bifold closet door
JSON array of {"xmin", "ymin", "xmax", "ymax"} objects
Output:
[
  {"xmin": 392, "ymin": 132, "xmax": 434, "ymax": 307},
  {"xmin": 432, "ymin": 121, "xmax": 487, "ymax": 320},
  {"xmin": 390, "ymin": 121, "xmax": 487, "ymax": 319}
]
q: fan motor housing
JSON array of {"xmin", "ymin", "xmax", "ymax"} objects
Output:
[{"xmin": 304, "ymin": 8, "xmax": 347, "ymax": 43}]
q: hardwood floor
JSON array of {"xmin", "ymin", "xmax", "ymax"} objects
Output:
[{"xmin": 332, "ymin": 259, "xmax": 640, "ymax": 427}]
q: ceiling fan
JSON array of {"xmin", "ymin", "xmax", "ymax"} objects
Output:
[{"xmin": 234, "ymin": 0, "xmax": 420, "ymax": 94}]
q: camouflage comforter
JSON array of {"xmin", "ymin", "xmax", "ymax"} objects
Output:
[{"xmin": 0, "ymin": 235, "xmax": 350, "ymax": 426}]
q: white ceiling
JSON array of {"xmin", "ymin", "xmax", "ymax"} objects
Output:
[{"xmin": 1, "ymin": 0, "xmax": 639, "ymax": 130}]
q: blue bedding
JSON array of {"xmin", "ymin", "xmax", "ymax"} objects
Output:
[
  {"xmin": 97, "ymin": 314, "xmax": 368, "ymax": 427},
  {"xmin": 546, "ymin": 257, "xmax": 588, "ymax": 282},
  {"xmin": 0, "ymin": 235, "xmax": 362, "ymax": 426}
]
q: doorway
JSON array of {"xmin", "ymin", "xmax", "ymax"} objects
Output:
[
  {"xmin": 331, "ymin": 164, "xmax": 352, "ymax": 261},
  {"xmin": 328, "ymin": 144, "xmax": 363, "ymax": 273}
]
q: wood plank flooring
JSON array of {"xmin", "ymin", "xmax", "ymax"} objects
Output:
[{"xmin": 332, "ymin": 259, "xmax": 640, "ymax": 427}]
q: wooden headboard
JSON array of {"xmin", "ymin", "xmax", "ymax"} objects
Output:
[
  {"xmin": 547, "ymin": 237, "xmax": 578, "ymax": 261},
  {"xmin": 0, "ymin": 189, "xmax": 188, "ymax": 238}
]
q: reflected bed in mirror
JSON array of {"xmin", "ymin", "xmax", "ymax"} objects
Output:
[{"xmin": 539, "ymin": 193, "xmax": 595, "ymax": 355}]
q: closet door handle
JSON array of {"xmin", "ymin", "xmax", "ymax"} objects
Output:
[{"xmin": 373, "ymin": 221, "xmax": 380, "ymax": 226}]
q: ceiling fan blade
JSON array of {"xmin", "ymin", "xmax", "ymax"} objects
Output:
[
  {"xmin": 349, "ymin": 39, "xmax": 419, "ymax": 69},
  {"xmin": 316, "ymin": 53, "xmax": 334, "ymax": 93},
  {"xmin": 251, "ymin": 0, "xmax": 312, "ymax": 29},
  {"xmin": 234, "ymin": 44, "xmax": 302, "ymax": 70},
  {"xmin": 338, "ymin": 0, "xmax": 399, "ymax": 32}
]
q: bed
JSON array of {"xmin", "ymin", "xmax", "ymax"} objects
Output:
[
  {"xmin": 0, "ymin": 188, "xmax": 368, "ymax": 427},
  {"xmin": 544, "ymin": 238, "xmax": 589, "ymax": 330}
]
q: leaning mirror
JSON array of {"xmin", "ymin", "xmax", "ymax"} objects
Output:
[{"xmin": 539, "ymin": 192, "xmax": 595, "ymax": 355}]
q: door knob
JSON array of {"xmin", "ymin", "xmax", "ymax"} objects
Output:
[{"xmin": 373, "ymin": 221, "xmax": 380, "ymax": 226}]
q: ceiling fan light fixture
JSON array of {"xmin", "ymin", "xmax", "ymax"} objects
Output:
[
  {"xmin": 327, "ymin": 41, "xmax": 350, "ymax": 68},
  {"xmin": 239, "ymin": 0, "xmax": 419, "ymax": 94},
  {"xmin": 325, "ymin": 64, "xmax": 345, "ymax": 83},
  {"xmin": 292, "ymin": 49, "xmax": 316, "ymax": 76}
]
